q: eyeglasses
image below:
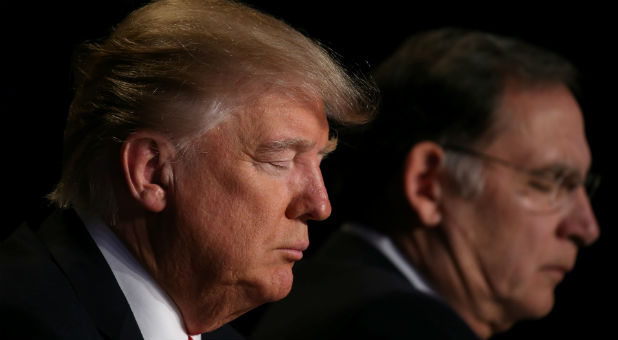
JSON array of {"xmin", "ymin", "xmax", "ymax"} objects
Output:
[{"xmin": 442, "ymin": 144, "xmax": 601, "ymax": 212}]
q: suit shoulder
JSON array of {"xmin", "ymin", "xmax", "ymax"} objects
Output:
[
  {"xmin": 350, "ymin": 292, "xmax": 480, "ymax": 339},
  {"xmin": 0, "ymin": 218, "xmax": 103, "ymax": 338}
]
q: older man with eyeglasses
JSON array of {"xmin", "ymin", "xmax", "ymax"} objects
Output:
[{"xmin": 251, "ymin": 27, "xmax": 600, "ymax": 340}]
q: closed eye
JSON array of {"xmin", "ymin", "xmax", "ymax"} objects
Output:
[
  {"xmin": 269, "ymin": 160, "xmax": 292, "ymax": 169},
  {"xmin": 528, "ymin": 177, "xmax": 555, "ymax": 192},
  {"xmin": 529, "ymin": 166, "xmax": 582, "ymax": 194}
]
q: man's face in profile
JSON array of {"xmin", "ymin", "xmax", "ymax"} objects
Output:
[
  {"xmin": 440, "ymin": 84, "xmax": 599, "ymax": 322},
  {"xmin": 167, "ymin": 92, "xmax": 334, "ymax": 307}
]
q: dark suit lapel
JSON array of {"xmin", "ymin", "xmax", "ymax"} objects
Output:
[{"xmin": 38, "ymin": 209, "xmax": 143, "ymax": 339}]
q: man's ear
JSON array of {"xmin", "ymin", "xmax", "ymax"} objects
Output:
[
  {"xmin": 121, "ymin": 131, "xmax": 176, "ymax": 213},
  {"xmin": 403, "ymin": 141, "xmax": 445, "ymax": 227}
]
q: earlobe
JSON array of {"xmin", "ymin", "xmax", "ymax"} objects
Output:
[
  {"xmin": 121, "ymin": 131, "xmax": 176, "ymax": 213},
  {"xmin": 403, "ymin": 141, "xmax": 444, "ymax": 227}
]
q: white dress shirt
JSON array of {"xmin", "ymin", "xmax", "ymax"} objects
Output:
[{"xmin": 78, "ymin": 209, "xmax": 201, "ymax": 340}]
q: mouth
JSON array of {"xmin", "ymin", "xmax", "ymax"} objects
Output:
[
  {"xmin": 542, "ymin": 265, "xmax": 573, "ymax": 281},
  {"xmin": 278, "ymin": 241, "xmax": 309, "ymax": 261}
]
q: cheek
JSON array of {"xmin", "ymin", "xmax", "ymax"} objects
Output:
[
  {"xmin": 459, "ymin": 185, "xmax": 539, "ymax": 286},
  {"xmin": 446, "ymin": 172, "xmax": 564, "ymax": 319},
  {"xmin": 479, "ymin": 206, "xmax": 562, "ymax": 318},
  {"xmin": 187, "ymin": 179, "xmax": 293, "ymax": 268},
  {"xmin": 173, "ymin": 160, "xmax": 299, "ymax": 296}
]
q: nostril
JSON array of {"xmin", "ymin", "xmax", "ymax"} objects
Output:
[{"xmin": 568, "ymin": 234, "xmax": 585, "ymax": 248}]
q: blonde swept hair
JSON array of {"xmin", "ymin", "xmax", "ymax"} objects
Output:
[{"xmin": 49, "ymin": 0, "xmax": 377, "ymax": 222}]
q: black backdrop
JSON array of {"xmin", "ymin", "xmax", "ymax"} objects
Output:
[{"xmin": 2, "ymin": 1, "xmax": 614, "ymax": 338}]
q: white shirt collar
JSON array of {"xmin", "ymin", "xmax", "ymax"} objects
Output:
[
  {"xmin": 341, "ymin": 222, "xmax": 438, "ymax": 298},
  {"xmin": 77, "ymin": 209, "xmax": 201, "ymax": 340}
]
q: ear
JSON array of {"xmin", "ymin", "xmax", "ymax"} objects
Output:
[
  {"xmin": 403, "ymin": 141, "xmax": 445, "ymax": 227},
  {"xmin": 121, "ymin": 131, "xmax": 176, "ymax": 213}
]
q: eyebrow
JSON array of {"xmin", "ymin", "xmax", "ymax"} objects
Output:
[
  {"xmin": 530, "ymin": 162, "xmax": 584, "ymax": 180},
  {"xmin": 257, "ymin": 137, "xmax": 338, "ymax": 157}
]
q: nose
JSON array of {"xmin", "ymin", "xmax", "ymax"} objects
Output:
[
  {"xmin": 285, "ymin": 166, "xmax": 332, "ymax": 222},
  {"xmin": 557, "ymin": 187, "xmax": 600, "ymax": 247}
]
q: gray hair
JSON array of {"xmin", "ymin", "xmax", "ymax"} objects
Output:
[{"xmin": 442, "ymin": 151, "xmax": 486, "ymax": 198}]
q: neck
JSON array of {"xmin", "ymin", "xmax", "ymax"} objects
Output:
[
  {"xmin": 395, "ymin": 226, "xmax": 512, "ymax": 339},
  {"xmin": 111, "ymin": 210, "xmax": 250, "ymax": 334}
]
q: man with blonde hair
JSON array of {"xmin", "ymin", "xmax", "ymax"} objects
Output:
[{"xmin": 0, "ymin": 0, "xmax": 375, "ymax": 338}]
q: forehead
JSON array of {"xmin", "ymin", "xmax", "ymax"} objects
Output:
[
  {"xmin": 213, "ymin": 92, "xmax": 330, "ymax": 149},
  {"xmin": 486, "ymin": 84, "xmax": 591, "ymax": 172}
]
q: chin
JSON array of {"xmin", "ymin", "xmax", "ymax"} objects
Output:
[
  {"xmin": 532, "ymin": 297, "xmax": 555, "ymax": 319},
  {"xmin": 513, "ymin": 289, "xmax": 556, "ymax": 321},
  {"xmin": 249, "ymin": 265, "xmax": 294, "ymax": 304},
  {"xmin": 268, "ymin": 265, "xmax": 295, "ymax": 301}
]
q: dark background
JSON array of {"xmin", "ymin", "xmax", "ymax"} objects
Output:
[{"xmin": 2, "ymin": 1, "xmax": 614, "ymax": 338}]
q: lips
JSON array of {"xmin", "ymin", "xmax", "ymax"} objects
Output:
[
  {"xmin": 542, "ymin": 264, "xmax": 573, "ymax": 281},
  {"xmin": 546, "ymin": 261, "xmax": 574, "ymax": 272},
  {"xmin": 278, "ymin": 240, "xmax": 309, "ymax": 261}
]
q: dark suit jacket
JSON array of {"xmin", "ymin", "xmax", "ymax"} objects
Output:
[
  {"xmin": 250, "ymin": 227, "xmax": 479, "ymax": 340},
  {"xmin": 0, "ymin": 209, "xmax": 242, "ymax": 339}
]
